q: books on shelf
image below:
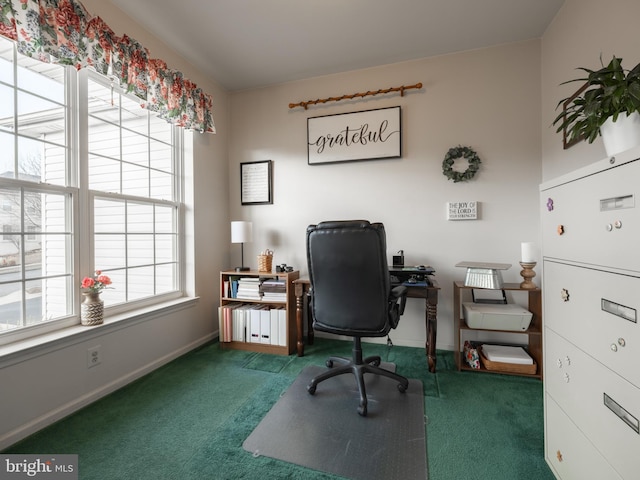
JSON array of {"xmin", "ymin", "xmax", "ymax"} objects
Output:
[
  {"xmin": 261, "ymin": 278, "xmax": 287, "ymax": 302},
  {"xmin": 236, "ymin": 277, "xmax": 262, "ymax": 300},
  {"xmin": 218, "ymin": 303, "xmax": 287, "ymax": 346},
  {"xmin": 224, "ymin": 276, "xmax": 288, "ymax": 302}
]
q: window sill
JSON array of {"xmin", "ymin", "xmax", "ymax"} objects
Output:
[{"xmin": 0, "ymin": 296, "xmax": 200, "ymax": 368}]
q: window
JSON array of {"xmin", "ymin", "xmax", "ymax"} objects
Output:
[
  {"xmin": 0, "ymin": 36, "xmax": 184, "ymax": 342},
  {"xmin": 86, "ymin": 73, "xmax": 181, "ymax": 308}
]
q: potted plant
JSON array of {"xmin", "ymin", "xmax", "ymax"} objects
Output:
[{"xmin": 553, "ymin": 56, "xmax": 640, "ymax": 155}]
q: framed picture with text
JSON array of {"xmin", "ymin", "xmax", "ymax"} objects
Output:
[
  {"xmin": 307, "ymin": 106, "xmax": 401, "ymax": 165},
  {"xmin": 241, "ymin": 160, "xmax": 272, "ymax": 205}
]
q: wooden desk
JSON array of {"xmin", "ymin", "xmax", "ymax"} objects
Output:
[{"xmin": 294, "ymin": 275, "xmax": 440, "ymax": 372}]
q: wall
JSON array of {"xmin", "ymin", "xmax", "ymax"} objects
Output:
[
  {"xmin": 0, "ymin": 0, "xmax": 229, "ymax": 449},
  {"xmin": 541, "ymin": 0, "xmax": 640, "ymax": 181},
  {"xmin": 229, "ymin": 40, "xmax": 542, "ymax": 351}
]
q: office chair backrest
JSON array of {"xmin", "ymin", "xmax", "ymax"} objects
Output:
[{"xmin": 306, "ymin": 220, "xmax": 391, "ymax": 337}]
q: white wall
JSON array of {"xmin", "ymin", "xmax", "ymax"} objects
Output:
[
  {"xmin": 541, "ymin": 0, "xmax": 640, "ymax": 181},
  {"xmin": 0, "ymin": 0, "xmax": 230, "ymax": 449},
  {"xmin": 229, "ymin": 40, "xmax": 542, "ymax": 351}
]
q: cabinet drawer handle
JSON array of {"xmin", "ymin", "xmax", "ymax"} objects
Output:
[
  {"xmin": 557, "ymin": 224, "xmax": 565, "ymax": 235},
  {"xmin": 561, "ymin": 288, "xmax": 570, "ymax": 302},
  {"xmin": 619, "ymin": 338, "xmax": 626, "ymax": 347},
  {"xmin": 563, "ymin": 373, "xmax": 570, "ymax": 383},
  {"xmin": 610, "ymin": 343, "xmax": 618, "ymax": 352},
  {"xmin": 603, "ymin": 393, "xmax": 639, "ymax": 434},
  {"xmin": 600, "ymin": 194, "xmax": 634, "ymax": 211},
  {"xmin": 601, "ymin": 298, "xmax": 637, "ymax": 323},
  {"xmin": 556, "ymin": 450, "xmax": 563, "ymax": 462}
]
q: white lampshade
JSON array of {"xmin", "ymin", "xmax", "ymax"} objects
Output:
[{"xmin": 231, "ymin": 221, "xmax": 253, "ymax": 244}]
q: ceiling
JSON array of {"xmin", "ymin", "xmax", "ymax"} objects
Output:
[{"xmin": 109, "ymin": 0, "xmax": 565, "ymax": 92}]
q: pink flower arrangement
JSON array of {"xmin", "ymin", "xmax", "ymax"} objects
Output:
[{"xmin": 81, "ymin": 270, "xmax": 113, "ymax": 293}]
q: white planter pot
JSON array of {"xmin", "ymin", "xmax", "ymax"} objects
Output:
[{"xmin": 600, "ymin": 111, "xmax": 640, "ymax": 156}]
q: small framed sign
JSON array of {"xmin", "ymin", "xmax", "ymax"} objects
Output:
[
  {"xmin": 447, "ymin": 201, "xmax": 478, "ymax": 220},
  {"xmin": 307, "ymin": 106, "xmax": 401, "ymax": 165},
  {"xmin": 241, "ymin": 160, "xmax": 272, "ymax": 205}
]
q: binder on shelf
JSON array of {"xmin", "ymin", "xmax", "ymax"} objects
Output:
[
  {"xmin": 270, "ymin": 309, "xmax": 279, "ymax": 346},
  {"xmin": 278, "ymin": 308, "xmax": 287, "ymax": 346},
  {"xmin": 249, "ymin": 307, "xmax": 262, "ymax": 343},
  {"xmin": 260, "ymin": 308, "xmax": 271, "ymax": 344},
  {"xmin": 219, "ymin": 302, "xmax": 242, "ymax": 343},
  {"xmin": 233, "ymin": 305, "xmax": 251, "ymax": 342}
]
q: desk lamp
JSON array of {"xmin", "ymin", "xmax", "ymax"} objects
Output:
[{"xmin": 231, "ymin": 221, "xmax": 252, "ymax": 272}]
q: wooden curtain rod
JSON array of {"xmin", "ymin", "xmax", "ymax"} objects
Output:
[{"xmin": 289, "ymin": 82, "xmax": 422, "ymax": 109}]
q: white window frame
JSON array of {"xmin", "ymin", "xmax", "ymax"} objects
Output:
[
  {"xmin": 81, "ymin": 70, "xmax": 185, "ymax": 316},
  {"xmin": 0, "ymin": 40, "xmax": 186, "ymax": 347}
]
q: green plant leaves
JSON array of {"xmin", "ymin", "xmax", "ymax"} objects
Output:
[{"xmin": 552, "ymin": 56, "xmax": 640, "ymax": 144}]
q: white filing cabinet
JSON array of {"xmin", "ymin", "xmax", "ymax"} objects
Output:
[{"xmin": 541, "ymin": 147, "xmax": 640, "ymax": 480}]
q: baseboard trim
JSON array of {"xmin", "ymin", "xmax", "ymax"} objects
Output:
[{"xmin": 0, "ymin": 333, "xmax": 215, "ymax": 450}]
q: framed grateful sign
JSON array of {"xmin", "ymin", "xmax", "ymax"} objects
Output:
[{"xmin": 307, "ymin": 106, "xmax": 401, "ymax": 165}]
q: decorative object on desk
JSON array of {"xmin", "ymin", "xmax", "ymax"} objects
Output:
[
  {"xmin": 519, "ymin": 262, "xmax": 537, "ymax": 289},
  {"xmin": 257, "ymin": 249, "xmax": 273, "ymax": 273},
  {"xmin": 392, "ymin": 250, "xmax": 404, "ymax": 267},
  {"xmin": 275, "ymin": 263, "xmax": 294, "ymax": 273},
  {"xmin": 455, "ymin": 261, "xmax": 511, "ymax": 289},
  {"xmin": 241, "ymin": 160, "xmax": 272, "ymax": 205},
  {"xmin": 447, "ymin": 200, "xmax": 478, "ymax": 220},
  {"xmin": 307, "ymin": 106, "xmax": 401, "ymax": 165},
  {"xmin": 520, "ymin": 242, "xmax": 536, "ymax": 263},
  {"xmin": 231, "ymin": 221, "xmax": 252, "ymax": 272},
  {"xmin": 552, "ymin": 56, "xmax": 640, "ymax": 155},
  {"xmin": 80, "ymin": 270, "xmax": 112, "ymax": 326},
  {"xmin": 519, "ymin": 242, "xmax": 537, "ymax": 289},
  {"xmin": 442, "ymin": 145, "xmax": 481, "ymax": 183}
]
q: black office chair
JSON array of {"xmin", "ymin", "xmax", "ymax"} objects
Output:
[{"xmin": 305, "ymin": 220, "xmax": 409, "ymax": 416}]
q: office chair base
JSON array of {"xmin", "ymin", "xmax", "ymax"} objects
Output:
[{"xmin": 307, "ymin": 338, "xmax": 409, "ymax": 416}]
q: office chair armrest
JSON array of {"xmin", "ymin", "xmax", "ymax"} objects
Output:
[{"xmin": 390, "ymin": 285, "xmax": 408, "ymax": 315}]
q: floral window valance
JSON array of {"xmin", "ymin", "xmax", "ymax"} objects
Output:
[{"xmin": 0, "ymin": 0, "xmax": 215, "ymax": 133}]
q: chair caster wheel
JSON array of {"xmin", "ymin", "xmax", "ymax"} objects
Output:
[
  {"xmin": 357, "ymin": 404, "xmax": 367, "ymax": 416},
  {"xmin": 371, "ymin": 359, "xmax": 381, "ymax": 367},
  {"xmin": 326, "ymin": 359, "xmax": 333, "ymax": 368},
  {"xmin": 307, "ymin": 383, "xmax": 316, "ymax": 395},
  {"xmin": 397, "ymin": 383, "xmax": 408, "ymax": 393}
]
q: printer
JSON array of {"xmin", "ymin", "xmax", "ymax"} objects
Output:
[{"xmin": 463, "ymin": 302, "xmax": 533, "ymax": 331}]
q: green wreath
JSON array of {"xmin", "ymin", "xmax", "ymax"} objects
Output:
[{"xmin": 442, "ymin": 146, "xmax": 481, "ymax": 183}]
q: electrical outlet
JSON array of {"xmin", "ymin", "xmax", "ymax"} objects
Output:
[{"xmin": 87, "ymin": 345, "xmax": 101, "ymax": 368}]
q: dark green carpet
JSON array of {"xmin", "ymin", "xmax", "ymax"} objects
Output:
[{"xmin": 3, "ymin": 338, "xmax": 554, "ymax": 480}]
